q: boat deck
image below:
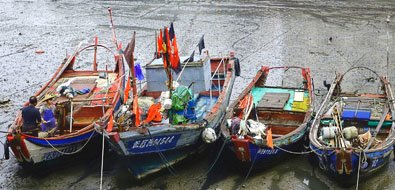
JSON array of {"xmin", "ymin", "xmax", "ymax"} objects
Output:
[
  {"xmin": 319, "ymin": 96, "xmax": 392, "ymax": 148},
  {"xmin": 36, "ymin": 73, "xmax": 119, "ymax": 134}
]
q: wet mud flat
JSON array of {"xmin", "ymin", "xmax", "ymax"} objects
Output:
[{"xmin": 1, "ymin": 0, "xmax": 395, "ymax": 189}]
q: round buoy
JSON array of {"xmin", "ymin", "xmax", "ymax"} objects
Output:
[{"xmin": 201, "ymin": 128, "xmax": 217, "ymax": 143}]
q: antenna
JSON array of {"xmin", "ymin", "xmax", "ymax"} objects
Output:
[
  {"xmin": 108, "ymin": 7, "xmax": 119, "ymax": 50},
  {"xmin": 386, "ymin": 15, "xmax": 390, "ymax": 77}
]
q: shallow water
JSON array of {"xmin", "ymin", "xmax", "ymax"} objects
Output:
[{"xmin": 1, "ymin": 0, "xmax": 395, "ymax": 189}]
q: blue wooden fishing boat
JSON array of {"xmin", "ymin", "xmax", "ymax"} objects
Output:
[
  {"xmin": 220, "ymin": 66, "xmax": 313, "ymax": 169},
  {"xmin": 6, "ymin": 39, "xmax": 125, "ymax": 170},
  {"xmin": 104, "ymin": 52, "xmax": 237, "ymax": 179},
  {"xmin": 309, "ymin": 67, "xmax": 395, "ymax": 186},
  {"xmin": 101, "ymin": 23, "xmax": 239, "ymax": 179}
]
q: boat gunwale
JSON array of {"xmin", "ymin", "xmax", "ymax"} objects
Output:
[
  {"xmin": 8, "ymin": 43, "xmax": 124, "ymax": 141},
  {"xmin": 221, "ymin": 66, "xmax": 314, "ymax": 143},
  {"xmin": 309, "ymin": 67, "xmax": 395, "ymax": 153}
]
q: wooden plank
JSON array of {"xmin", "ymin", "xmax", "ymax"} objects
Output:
[
  {"xmin": 269, "ymin": 125, "xmax": 297, "ymax": 135},
  {"xmin": 258, "ymin": 111, "xmax": 306, "ymax": 125},
  {"xmin": 257, "ymin": 92, "xmax": 290, "ymax": 110}
]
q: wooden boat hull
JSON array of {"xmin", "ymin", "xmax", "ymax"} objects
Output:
[
  {"xmin": 221, "ymin": 66, "xmax": 314, "ymax": 170},
  {"xmin": 107, "ymin": 93, "xmax": 231, "ymax": 178},
  {"xmin": 226, "ymin": 124, "xmax": 308, "ymax": 167},
  {"xmin": 105, "ymin": 56, "xmax": 236, "ymax": 179},
  {"xmin": 308, "ymin": 67, "xmax": 395, "ymax": 185},
  {"xmin": 110, "ymin": 137, "xmax": 207, "ymax": 179},
  {"xmin": 7, "ymin": 131, "xmax": 100, "ymax": 170},
  {"xmin": 6, "ymin": 42, "xmax": 125, "ymax": 170},
  {"xmin": 309, "ymin": 143, "xmax": 393, "ymax": 185}
]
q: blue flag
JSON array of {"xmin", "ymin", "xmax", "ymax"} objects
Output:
[{"xmin": 134, "ymin": 62, "xmax": 144, "ymax": 81}]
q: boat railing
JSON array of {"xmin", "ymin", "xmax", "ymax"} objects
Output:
[
  {"xmin": 209, "ymin": 56, "xmax": 226, "ymax": 106},
  {"xmin": 68, "ymin": 72, "xmax": 125, "ymax": 133}
]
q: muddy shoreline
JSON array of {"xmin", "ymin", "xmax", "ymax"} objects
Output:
[{"xmin": 1, "ymin": 0, "xmax": 395, "ymax": 189}]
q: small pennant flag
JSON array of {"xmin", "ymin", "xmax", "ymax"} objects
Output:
[
  {"xmin": 124, "ymin": 77, "xmax": 131, "ymax": 104},
  {"xmin": 198, "ymin": 35, "xmax": 205, "ymax": 55},
  {"xmin": 135, "ymin": 62, "xmax": 144, "ymax": 81},
  {"xmin": 107, "ymin": 113, "xmax": 114, "ymax": 132},
  {"xmin": 266, "ymin": 128, "xmax": 274, "ymax": 149}
]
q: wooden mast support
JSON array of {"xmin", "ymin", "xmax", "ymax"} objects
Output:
[
  {"xmin": 93, "ymin": 36, "xmax": 98, "ymax": 71},
  {"xmin": 129, "ymin": 32, "xmax": 138, "ymax": 98}
]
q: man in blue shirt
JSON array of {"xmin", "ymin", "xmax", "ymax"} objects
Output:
[{"xmin": 21, "ymin": 96, "xmax": 41, "ymax": 136}]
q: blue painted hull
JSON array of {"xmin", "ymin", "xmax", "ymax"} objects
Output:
[
  {"xmin": 25, "ymin": 130, "xmax": 97, "ymax": 147},
  {"xmin": 105, "ymin": 56, "xmax": 236, "ymax": 179},
  {"xmin": 20, "ymin": 135, "xmax": 101, "ymax": 172},
  {"xmin": 309, "ymin": 144, "xmax": 393, "ymax": 185},
  {"xmin": 120, "ymin": 142, "xmax": 207, "ymax": 179},
  {"xmin": 307, "ymin": 68, "xmax": 395, "ymax": 186},
  {"xmin": 106, "ymin": 126, "xmax": 208, "ymax": 179},
  {"xmin": 226, "ymin": 133, "xmax": 308, "ymax": 169},
  {"xmin": 220, "ymin": 66, "xmax": 314, "ymax": 171}
]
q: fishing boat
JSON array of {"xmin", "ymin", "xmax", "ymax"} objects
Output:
[
  {"xmin": 220, "ymin": 66, "xmax": 313, "ymax": 168},
  {"xmin": 309, "ymin": 67, "xmax": 395, "ymax": 186},
  {"xmin": 103, "ymin": 25, "xmax": 238, "ymax": 179},
  {"xmin": 5, "ymin": 38, "xmax": 125, "ymax": 170}
]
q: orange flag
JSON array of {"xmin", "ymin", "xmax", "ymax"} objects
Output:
[
  {"xmin": 170, "ymin": 36, "xmax": 181, "ymax": 72},
  {"xmin": 124, "ymin": 77, "xmax": 131, "ymax": 104},
  {"xmin": 266, "ymin": 128, "xmax": 274, "ymax": 149},
  {"xmin": 158, "ymin": 29, "xmax": 163, "ymax": 53},
  {"xmin": 165, "ymin": 27, "xmax": 171, "ymax": 55},
  {"xmin": 238, "ymin": 94, "xmax": 253, "ymax": 118},
  {"xmin": 133, "ymin": 96, "xmax": 140, "ymax": 126},
  {"xmin": 107, "ymin": 113, "xmax": 114, "ymax": 132}
]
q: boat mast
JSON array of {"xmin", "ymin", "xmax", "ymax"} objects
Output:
[
  {"xmin": 93, "ymin": 36, "xmax": 98, "ymax": 71},
  {"xmin": 386, "ymin": 15, "xmax": 390, "ymax": 77}
]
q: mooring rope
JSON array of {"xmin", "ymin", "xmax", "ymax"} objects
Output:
[
  {"xmin": 274, "ymin": 145, "xmax": 314, "ymax": 155},
  {"xmin": 99, "ymin": 98, "xmax": 107, "ymax": 190},
  {"xmin": 238, "ymin": 150, "xmax": 259, "ymax": 190},
  {"xmin": 204, "ymin": 137, "xmax": 228, "ymax": 176},
  {"xmin": 196, "ymin": 137, "xmax": 229, "ymax": 190},
  {"xmin": 99, "ymin": 127, "xmax": 105, "ymax": 190},
  {"xmin": 43, "ymin": 130, "xmax": 95, "ymax": 155},
  {"xmin": 356, "ymin": 151, "xmax": 362, "ymax": 190},
  {"xmin": 147, "ymin": 127, "xmax": 177, "ymax": 176},
  {"xmin": 0, "ymin": 139, "xmax": 15, "ymax": 159}
]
